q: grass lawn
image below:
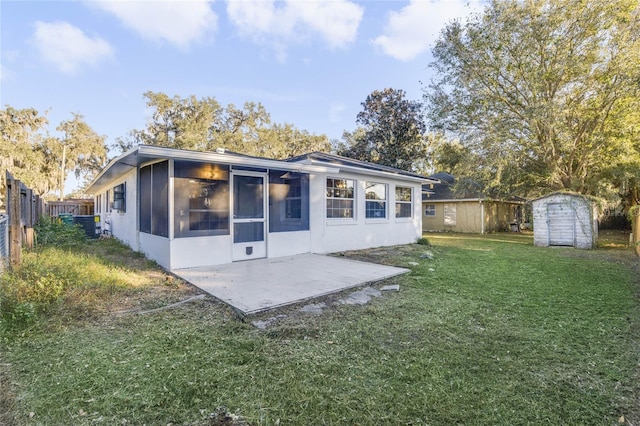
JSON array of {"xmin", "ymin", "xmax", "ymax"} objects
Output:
[{"xmin": 1, "ymin": 232, "xmax": 639, "ymax": 425}]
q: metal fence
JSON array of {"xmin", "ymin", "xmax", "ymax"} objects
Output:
[{"xmin": 0, "ymin": 214, "xmax": 8, "ymax": 270}]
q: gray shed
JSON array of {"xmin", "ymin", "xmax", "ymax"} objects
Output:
[{"xmin": 532, "ymin": 192, "xmax": 598, "ymax": 249}]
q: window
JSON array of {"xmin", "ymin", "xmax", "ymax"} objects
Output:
[
  {"xmin": 174, "ymin": 161, "xmax": 230, "ymax": 237},
  {"xmin": 365, "ymin": 182, "xmax": 387, "ymax": 219},
  {"xmin": 444, "ymin": 204, "xmax": 457, "ymax": 226},
  {"xmin": 424, "ymin": 204, "xmax": 436, "ymax": 217},
  {"xmin": 140, "ymin": 161, "xmax": 169, "ymax": 237},
  {"xmin": 269, "ymin": 170, "xmax": 310, "ymax": 232},
  {"xmin": 395, "ymin": 186, "xmax": 413, "ymax": 218},
  {"xmin": 95, "ymin": 194, "xmax": 102, "ymax": 214},
  {"xmin": 326, "ymin": 178, "xmax": 355, "ymax": 219},
  {"xmin": 112, "ymin": 183, "xmax": 126, "ymax": 212}
]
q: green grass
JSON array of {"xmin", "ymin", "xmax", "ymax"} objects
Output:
[{"xmin": 1, "ymin": 233, "xmax": 639, "ymax": 425}]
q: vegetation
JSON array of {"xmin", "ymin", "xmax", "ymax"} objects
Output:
[
  {"xmin": 1, "ymin": 233, "xmax": 638, "ymax": 425},
  {"xmin": 115, "ymin": 91, "xmax": 332, "ymax": 158},
  {"xmin": 337, "ymin": 88, "xmax": 429, "ymax": 173},
  {"xmin": 0, "ymin": 106, "xmax": 108, "ymax": 203},
  {"xmin": 425, "ymin": 0, "xmax": 640, "ymax": 204}
]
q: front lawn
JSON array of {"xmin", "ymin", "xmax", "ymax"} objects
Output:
[{"xmin": 1, "ymin": 233, "xmax": 638, "ymax": 425}]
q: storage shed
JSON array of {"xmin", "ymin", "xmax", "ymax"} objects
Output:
[{"xmin": 532, "ymin": 192, "xmax": 598, "ymax": 249}]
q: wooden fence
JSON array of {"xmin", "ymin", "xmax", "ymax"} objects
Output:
[
  {"xmin": 632, "ymin": 212, "xmax": 640, "ymax": 257},
  {"xmin": 3, "ymin": 171, "xmax": 44, "ymax": 267},
  {"xmin": 2, "ymin": 171, "xmax": 96, "ymax": 268},
  {"xmin": 46, "ymin": 199, "xmax": 94, "ymax": 216}
]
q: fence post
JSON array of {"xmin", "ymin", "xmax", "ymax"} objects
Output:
[
  {"xmin": 8, "ymin": 174, "xmax": 22, "ymax": 267},
  {"xmin": 633, "ymin": 211, "xmax": 640, "ymax": 257}
]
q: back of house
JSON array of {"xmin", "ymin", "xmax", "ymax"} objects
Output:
[{"xmin": 86, "ymin": 146, "xmax": 436, "ymax": 270}]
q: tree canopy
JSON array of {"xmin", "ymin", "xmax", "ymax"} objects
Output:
[
  {"xmin": 425, "ymin": 0, "xmax": 640, "ymax": 204},
  {"xmin": 116, "ymin": 91, "xmax": 331, "ymax": 158},
  {"xmin": 0, "ymin": 106, "xmax": 107, "ymax": 203},
  {"xmin": 337, "ymin": 88, "xmax": 429, "ymax": 173}
]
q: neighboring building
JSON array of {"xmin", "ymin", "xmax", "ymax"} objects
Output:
[
  {"xmin": 532, "ymin": 192, "xmax": 598, "ymax": 249},
  {"xmin": 422, "ymin": 172, "xmax": 525, "ymax": 233},
  {"xmin": 86, "ymin": 145, "xmax": 437, "ymax": 270}
]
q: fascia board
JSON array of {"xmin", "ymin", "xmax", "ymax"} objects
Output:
[
  {"xmin": 138, "ymin": 145, "xmax": 338, "ymax": 174},
  {"xmin": 301, "ymin": 159, "xmax": 434, "ymax": 184}
]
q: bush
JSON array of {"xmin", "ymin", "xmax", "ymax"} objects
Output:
[
  {"xmin": 34, "ymin": 216, "xmax": 86, "ymax": 249},
  {"xmin": 416, "ymin": 237, "xmax": 431, "ymax": 246}
]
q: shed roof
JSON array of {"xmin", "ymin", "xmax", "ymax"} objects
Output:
[
  {"xmin": 422, "ymin": 172, "xmax": 525, "ymax": 204},
  {"xmin": 530, "ymin": 191, "xmax": 596, "ymax": 203}
]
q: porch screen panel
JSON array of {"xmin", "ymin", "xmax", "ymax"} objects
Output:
[
  {"xmin": 139, "ymin": 166, "xmax": 152, "ymax": 234},
  {"xmin": 268, "ymin": 170, "xmax": 309, "ymax": 232},
  {"xmin": 139, "ymin": 161, "xmax": 169, "ymax": 237},
  {"xmin": 152, "ymin": 161, "xmax": 169, "ymax": 237},
  {"xmin": 174, "ymin": 161, "xmax": 230, "ymax": 237}
]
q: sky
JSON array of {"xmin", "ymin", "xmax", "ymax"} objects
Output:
[{"xmin": 1, "ymin": 0, "xmax": 484, "ymax": 190}]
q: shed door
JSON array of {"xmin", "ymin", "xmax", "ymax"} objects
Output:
[{"xmin": 547, "ymin": 203, "xmax": 575, "ymax": 246}]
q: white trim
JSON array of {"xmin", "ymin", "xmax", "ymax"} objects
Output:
[{"xmin": 302, "ymin": 159, "xmax": 428, "ymax": 183}]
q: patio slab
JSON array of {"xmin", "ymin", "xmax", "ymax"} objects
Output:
[{"xmin": 173, "ymin": 253, "xmax": 409, "ymax": 314}]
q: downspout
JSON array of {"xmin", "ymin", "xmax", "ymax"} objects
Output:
[{"xmin": 480, "ymin": 200, "xmax": 485, "ymax": 234}]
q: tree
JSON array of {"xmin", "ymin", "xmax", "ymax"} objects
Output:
[
  {"xmin": 118, "ymin": 92, "xmax": 331, "ymax": 159},
  {"xmin": 0, "ymin": 106, "xmax": 54, "ymax": 199},
  {"xmin": 425, "ymin": 0, "xmax": 640, "ymax": 202},
  {"xmin": 53, "ymin": 113, "xmax": 108, "ymax": 200},
  {"xmin": 337, "ymin": 88, "xmax": 428, "ymax": 173}
]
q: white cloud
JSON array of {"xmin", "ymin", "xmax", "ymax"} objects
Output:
[
  {"xmin": 227, "ymin": 0, "xmax": 363, "ymax": 60},
  {"xmin": 372, "ymin": 0, "xmax": 483, "ymax": 62},
  {"xmin": 94, "ymin": 0, "xmax": 218, "ymax": 49},
  {"xmin": 31, "ymin": 21, "xmax": 114, "ymax": 74}
]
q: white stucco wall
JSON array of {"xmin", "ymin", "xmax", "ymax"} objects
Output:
[
  {"xmin": 308, "ymin": 172, "xmax": 423, "ymax": 254},
  {"xmin": 139, "ymin": 233, "xmax": 171, "ymax": 269},
  {"xmin": 96, "ymin": 169, "xmax": 139, "ymax": 251},
  {"xmin": 267, "ymin": 230, "xmax": 311, "ymax": 258},
  {"xmin": 170, "ymin": 235, "xmax": 232, "ymax": 269}
]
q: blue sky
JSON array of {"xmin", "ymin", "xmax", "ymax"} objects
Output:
[{"xmin": 1, "ymin": 0, "xmax": 483, "ymax": 190}]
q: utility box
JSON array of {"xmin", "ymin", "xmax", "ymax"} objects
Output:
[{"xmin": 73, "ymin": 215, "xmax": 99, "ymax": 239}]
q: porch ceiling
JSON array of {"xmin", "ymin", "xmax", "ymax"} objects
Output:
[{"xmin": 172, "ymin": 253, "xmax": 409, "ymax": 315}]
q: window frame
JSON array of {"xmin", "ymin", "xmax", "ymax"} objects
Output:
[
  {"xmin": 424, "ymin": 203, "xmax": 436, "ymax": 217},
  {"xmin": 326, "ymin": 177, "xmax": 356, "ymax": 220},
  {"xmin": 365, "ymin": 181, "xmax": 387, "ymax": 220},
  {"xmin": 444, "ymin": 204, "xmax": 457, "ymax": 226},
  {"xmin": 112, "ymin": 182, "xmax": 126, "ymax": 212},
  {"xmin": 395, "ymin": 186, "xmax": 413, "ymax": 219}
]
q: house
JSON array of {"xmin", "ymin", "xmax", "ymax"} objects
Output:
[
  {"xmin": 422, "ymin": 172, "xmax": 525, "ymax": 233},
  {"xmin": 85, "ymin": 145, "xmax": 436, "ymax": 270},
  {"xmin": 532, "ymin": 192, "xmax": 598, "ymax": 249}
]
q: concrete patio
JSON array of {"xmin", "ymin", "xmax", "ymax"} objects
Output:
[{"xmin": 173, "ymin": 253, "xmax": 409, "ymax": 314}]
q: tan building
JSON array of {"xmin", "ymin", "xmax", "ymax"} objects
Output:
[{"xmin": 422, "ymin": 173, "xmax": 525, "ymax": 234}]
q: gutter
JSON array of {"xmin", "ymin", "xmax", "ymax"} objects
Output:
[{"xmin": 480, "ymin": 200, "xmax": 485, "ymax": 235}]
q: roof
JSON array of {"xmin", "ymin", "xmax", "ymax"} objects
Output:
[
  {"xmin": 287, "ymin": 152, "xmax": 437, "ymax": 184},
  {"xmin": 422, "ymin": 172, "xmax": 525, "ymax": 204},
  {"xmin": 86, "ymin": 145, "xmax": 433, "ymax": 194},
  {"xmin": 530, "ymin": 191, "xmax": 596, "ymax": 204}
]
